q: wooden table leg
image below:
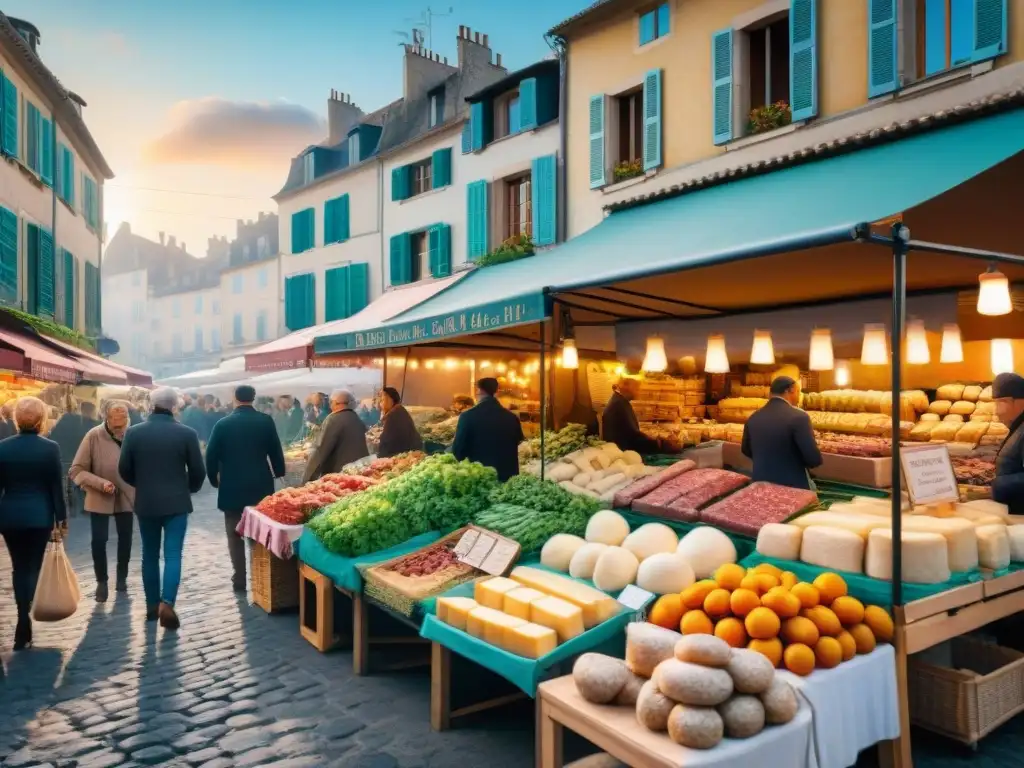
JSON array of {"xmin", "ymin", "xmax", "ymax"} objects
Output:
[
  {"xmin": 352, "ymin": 591, "xmax": 369, "ymax": 676},
  {"xmin": 538, "ymin": 700, "xmax": 564, "ymax": 768},
  {"xmin": 430, "ymin": 642, "xmax": 452, "ymax": 732},
  {"xmin": 880, "ymin": 608, "xmax": 914, "ymax": 768}
]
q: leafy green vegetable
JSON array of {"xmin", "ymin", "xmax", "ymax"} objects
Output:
[{"xmin": 518, "ymin": 423, "xmax": 603, "ymax": 463}]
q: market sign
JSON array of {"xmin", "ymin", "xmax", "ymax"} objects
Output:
[
  {"xmin": 899, "ymin": 444, "xmax": 959, "ymax": 506},
  {"xmin": 315, "ymin": 292, "xmax": 548, "ymax": 353}
]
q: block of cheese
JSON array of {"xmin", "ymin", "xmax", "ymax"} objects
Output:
[
  {"xmin": 799, "ymin": 526, "xmax": 865, "ymax": 573},
  {"xmin": 899, "ymin": 516, "xmax": 978, "ymax": 572},
  {"xmin": 466, "ymin": 606, "xmax": 527, "ymax": 649},
  {"xmin": 789, "ymin": 511, "xmax": 890, "ymax": 539},
  {"xmin": 953, "ymin": 507, "xmax": 1006, "ymax": 528},
  {"xmin": 466, "ymin": 606, "xmax": 508, "ymax": 640},
  {"xmin": 436, "ymin": 597, "xmax": 479, "ymax": 631},
  {"xmin": 756, "ymin": 523, "xmax": 803, "ymax": 561},
  {"xmin": 1007, "ymin": 525, "xmax": 1024, "ymax": 562},
  {"xmin": 866, "ymin": 529, "xmax": 951, "ymax": 584},
  {"xmin": 977, "ymin": 524, "xmax": 1011, "ymax": 570},
  {"xmin": 530, "ymin": 596, "xmax": 585, "ymax": 642},
  {"xmin": 475, "ymin": 576, "xmax": 524, "ymax": 610},
  {"xmin": 505, "ymin": 622, "xmax": 558, "ymax": 659},
  {"xmin": 503, "ymin": 587, "xmax": 547, "ymax": 620},
  {"xmin": 509, "ymin": 566, "xmax": 620, "ymax": 628},
  {"xmin": 960, "ymin": 499, "xmax": 1009, "ymax": 518}
]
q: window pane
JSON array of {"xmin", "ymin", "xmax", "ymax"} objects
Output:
[
  {"xmin": 639, "ymin": 11, "xmax": 655, "ymax": 45},
  {"xmin": 657, "ymin": 3, "xmax": 670, "ymax": 36}
]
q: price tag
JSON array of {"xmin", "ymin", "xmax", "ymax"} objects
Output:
[
  {"xmin": 453, "ymin": 529, "xmax": 479, "ymax": 558},
  {"xmin": 480, "ymin": 539, "xmax": 519, "ymax": 576},
  {"xmin": 464, "ymin": 532, "xmax": 498, "ymax": 568},
  {"xmin": 900, "ymin": 444, "xmax": 959, "ymax": 506},
  {"xmin": 617, "ymin": 585, "xmax": 655, "ymax": 622}
]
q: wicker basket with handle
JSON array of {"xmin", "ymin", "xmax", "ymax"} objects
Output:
[{"xmin": 250, "ymin": 541, "xmax": 300, "ymax": 613}]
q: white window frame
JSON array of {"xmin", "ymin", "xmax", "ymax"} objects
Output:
[
  {"xmin": 348, "ymin": 133, "xmax": 360, "ymax": 166},
  {"xmin": 303, "ymin": 151, "xmax": 315, "ymax": 183}
]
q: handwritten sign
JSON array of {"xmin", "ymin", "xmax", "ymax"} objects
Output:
[
  {"xmin": 455, "ymin": 526, "xmax": 521, "ymax": 576},
  {"xmin": 900, "ymin": 444, "xmax": 959, "ymax": 506}
]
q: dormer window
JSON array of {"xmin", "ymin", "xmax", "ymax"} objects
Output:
[
  {"xmin": 348, "ymin": 132, "xmax": 360, "ymax": 166},
  {"xmin": 303, "ymin": 151, "xmax": 315, "ymax": 184},
  {"xmin": 429, "ymin": 88, "xmax": 445, "ymax": 128}
]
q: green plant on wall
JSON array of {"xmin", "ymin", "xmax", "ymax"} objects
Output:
[
  {"xmin": 0, "ymin": 307, "xmax": 95, "ymax": 351},
  {"xmin": 613, "ymin": 158, "xmax": 644, "ymax": 182},
  {"xmin": 748, "ymin": 101, "xmax": 792, "ymax": 135},
  {"xmin": 476, "ymin": 233, "xmax": 535, "ymax": 268}
]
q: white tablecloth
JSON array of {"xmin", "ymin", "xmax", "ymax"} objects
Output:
[{"xmin": 777, "ymin": 644, "xmax": 900, "ymax": 768}]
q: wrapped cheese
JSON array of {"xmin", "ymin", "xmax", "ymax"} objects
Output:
[
  {"xmin": 977, "ymin": 524, "xmax": 1010, "ymax": 570},
  {"xmin": 866, "ymin": 530, "xmax": 951, "ymax": 584}
]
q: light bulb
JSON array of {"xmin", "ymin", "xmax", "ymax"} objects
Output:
[
  {"xmin": 444, "ymin": 358, "xmax": 457, "ymax": 370},
  {"xmin": 750, "ymin": 330, "xmax": 775, "ymax": 365},
  {"xmin": 861, "ymin": 324, "xmax": 888, "ymax": 366},
  {"xmin": 561, "ymin": 339, "xmax": 579, "ymax": 370},
  {"xmin": 834, "ymin": 359, "xmax": 851, "ymax": 387},
  {"xmin": 642, "ymin": 336, "xmax": 667, "ymax": 372},
  {"xmin": 614, "ymin": 365, "xmax": 625, "ymax": 376},
  {"xmin": 905, "ymin": 319, "xmax": 930, "ymax": 365},
  {"xmin": 409, "ymin": 359, "xmax": 420, "ymax": 370},
  {"xmin": 480, "ymin": 360, "xmax": 491, "ymax": 369},
  {"xmin": 992, "ymin": 339, "xmax": 1014, "ymax": 375},
  {"xmin": 808, "ymin": 328, "xmax": 834, "ymax": 371},
  {"xmin": 496, "ymin": 363, "xmax": 507, "ymax": 373},
  {"xmin": 425, "ymin": 360, "xmax": 436, "ymax": 370},
  {"xmin": 704, "ymin": 334, "xmax": 730, "ymax": 373},
  {"xmin": 977, "ymin": 267, "xmax": 1012, "ymax": 316},
  {"xmin": 940, "ymin": 324, "xmax": 963, "ymax": 363}
]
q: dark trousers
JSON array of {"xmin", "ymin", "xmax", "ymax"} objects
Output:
[
  {"xmin": 1, "ymin": 528, "xmax": 51, "ymax": 614},
  {"xmin": 89, "ymin": 511, "xmax": 134, "ymax": 584},
  {"xmin": 223, "ymin": 510, "xmax": 246, "ymax": 587}
]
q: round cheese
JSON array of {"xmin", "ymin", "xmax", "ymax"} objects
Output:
[
  {"xmin": 585, "ymin": 510, "xmax": 630, "ymax": 546},
  {"xmin": 977, "ymin": 524, "xmax": 1011, "ymax": 571},
  {"xmin": 592, "ymin": 546, "xmax": 640, "ymax": 593},
  {"xmin": 636, "ymin": 553, "xmax": 695, "ymax": 595},
  {"xmin": 540, "ymin": 534, "xmax": 587, "ymax": 572},
  {"xmin": 799, "ymin": 526, "xmax": 865, "ymax": 574},
  {"xmin": 865, "ymin": 529, "xmax": 950, "ymax": 584},
  {"xmin": 756, "ymin": 523, "xmax": 803, "ymax": 561},
  {"xmin": 676, "ymin": 527, "xmax": 737, "ymax": 579},
  {"xmin": 569, "ymin": 542, "xmax": 608, "ymax": 580},
  {"xmin": 622, "ymin": 523, "xmax": 679, "ymax": 562}
]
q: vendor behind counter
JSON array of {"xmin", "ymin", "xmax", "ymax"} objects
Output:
[
  {"xmin": 992, "ymin": 372, "xmax": 1024, "ymax": 515},
  {"xmin": 602, "ymin": 377, "xmax": 663, "ymax": 455}
]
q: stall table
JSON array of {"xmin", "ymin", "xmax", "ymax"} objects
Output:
[{"xmin": 430, "ymin": 643, "xmax": 530, "ymax": 732}]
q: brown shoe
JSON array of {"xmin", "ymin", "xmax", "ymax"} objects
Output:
[{"xmin": 158, "ymin": 602, "xmax": 180, "ymax": 630}]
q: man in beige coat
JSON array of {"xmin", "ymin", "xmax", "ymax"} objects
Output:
[{"xmin": 70, "ymin": 401, "xmax": 136, "ymax": 602}]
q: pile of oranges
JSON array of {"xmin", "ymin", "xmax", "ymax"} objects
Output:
[{"xmin": 647, "ymin": 562, "xmax": 894, "ymax": 676}]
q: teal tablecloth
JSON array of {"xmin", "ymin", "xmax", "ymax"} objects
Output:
[{"xmin": 297, "ymin": 529, "xmax": 442, "ymax": 592}]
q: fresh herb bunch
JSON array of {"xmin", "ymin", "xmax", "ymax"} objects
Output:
[{"xmin": 488, "ymin": 474, "xmax": 601, "ymax": 518}]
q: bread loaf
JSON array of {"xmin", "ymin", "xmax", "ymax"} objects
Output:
[
  {"xmin": 937, "ymin": 384, "xmax": 966, "ymax": 401},
  {"xmin": 962, "ymin": 385, "xmax": 983, "ymax": 402},
  {"xmin": 949, "ymin": 401, "xmax": 976, "ymax": 416},
  {"xmin": 928, "ymin": 400, "xmax": 952, "ymax": 416},
  {"xmin": 979, "ymin": 385, "xmax": 993, "ymax": 402}
]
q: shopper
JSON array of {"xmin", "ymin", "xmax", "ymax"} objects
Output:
[
  {"xmin": 302, "ymin": 390, "xmax": 368, "ymax": 482},
  {"xmin": 285, "ymin": 397, "xmax": 305, "ymax": 443},
  {"xmin": 180, "ymin": 393, "xmax": 208, "ymax": 443},
  {"xmin": 453, "ymin": 378, "xmax": 523, "ymax": 482},
  {"xmin": 0, "ymin": 398, "xmax": 16, "ymax": 439},
  {"xmin": 377, "ymin": 387, "xmax": 423, "ymax": 458},
  {"xmin": 0, "ymin": 396, "xmax": 67, "ymax": 650},
  {"xmin": 305, "ymin": 393, "xmax": 330, "ymax": 428},
  {"xmin": 205, "ymin": 385, "xmax": 286, "ymax": 592},
  {"xmin": 991, "ymin": 372, "xmax": 1024, "ymax": 514},
  {"xmin": 69, "ymin": 400, "xmax": 136, "ymax": 602},
  {"xmin": 741, "ymin": 376, "xmax": 822, "ymax": 490},
  {"xmin": 50, "ymin": 401, "xmax": 99, "ymax": 517},
  {"xmin": 602, "ymin": 377, "xmax": 662, "ymax": 454},
  {"xmin": 118, "ymin": 387, "xmax": 206, "ymax": 629}
]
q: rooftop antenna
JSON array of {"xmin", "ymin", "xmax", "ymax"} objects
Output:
[{"xmin": 405, "ymin": 5, "xmax": 453, "ymax": 51}]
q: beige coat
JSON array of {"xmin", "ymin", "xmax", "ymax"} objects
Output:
[{"xmin": 69, "ymin": 424, "xmax": 135, "ymax": 514}]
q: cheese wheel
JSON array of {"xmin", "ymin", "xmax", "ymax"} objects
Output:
[
  {"xmin": 756, "ymin": 523, "xmax": 803, "ymax": 561},
  {"xmin": 866, "ymin": 529, "xmax": 951, "ymax": 584},
  {"xmin": 1007, "ymin": 525, "xmax": 1024, "ymax": 562},
  {"xmin": 977, "ymin": 524, "xmax": 1011, "ymax": 571},
  {"xmin": 899, "ymin": 517, "xmax": 978, "ymax": 572},
  {"xmin": 960, "ymin": 499, "xmax": 1008, "ymax": 518},
  {"xmin": 799, "ymin": 526, "xmax": 865, "ymax": 573},
  {"xmin": 789, "ymin": 511, "xmax": 890, "ymax": 539}
]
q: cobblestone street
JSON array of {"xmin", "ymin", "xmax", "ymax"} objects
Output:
[{"xmin": 0, "ymin": 488, "xmax": 536, "ymax": 768}]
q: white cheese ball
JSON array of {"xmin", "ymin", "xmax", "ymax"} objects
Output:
[
  {"xmin": 585, "ymin": 510, "xmax": 631, "ymax": 546},
  {"xmin": 622, "ymin": 523, "xmax": 679, "ymax": 562},
  {"xmin": 636, "ymin": 552, "xmax": 695, "ymax": 595},
  {"xmin": 676, "ymin": 527, "xmax": 738, "ymax": 579},
  {"xmin": 569, "ymin": 542, "xmax": 608, "ymax": 580},
  {"xmin": 592, "ymin": 546, "xmax": 640, "ymax": 593},
  {"xmin": 540, "ymin": 534, "xmax": 587, "ymax": 573}
]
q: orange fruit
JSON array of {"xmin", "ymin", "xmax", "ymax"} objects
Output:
[
  {"xmin": 680, "ymin": 609, "xmax": 714, "ymax": 635},
  {"xmin": 813, "ymin": 572, "xmax": 848, "ymax": 605},
  {"xmin": 729, "ymin": 588, "xmax": 761, "ymax": 618},
  {"xmin": 649, "ymin": 594, "xmax": 685, "ymax": 630},
  {"xmin": 715, "ymin": 563, "xmax": 746, "ymax": 591},
  {"xmin": 739, "ymin": 573, "xmax": 763, "ymax": 593},
  {"xmin": 681, "ymin": 580, "xmax": 718, "ymax": 610},
  {"xmin": 814, "ymin": 636, "xmax": 843, "ymax": 669},
  {"xmin": 756, "ymin": 573, "xmax": 781, "ymax": 593},
  {"xmin": 848, "ymin": 623, "xmax": 877, "ymax": 654},
  {"xmin": 761, "ymin": 588, "xmax": 801, "ymax": 619},
  {"xmin": 831, "ymin": 596, "xmax": 865, "ymax": 626},
  {"xmin": 802, "ymin": 606, "xmax": 842, "ymax": 637},
  {"xmin": 744, "ymin": 607, "xmax": 781, "ymax": 640},
  {"xmin": 748, "ymin": 637, "xmax": 784, "ymax": 667},
  {"xmin": 783, "ymin": 643, "xmax": 816, "ymax": 676},
  {"xmin": 864, "ymin": 605, "xmax": 894, "ymax": 642},
  {"xmin": 790, "ymin": 582, "xmax": 821, "ymax": 609},
  {"xmin": 836, "ymin": 630, "xmax": 857, "ymax": 661},
  {"xmin": 781, "ymin": 616, "xmax": 820, "ymax": 646},
  {"xmin": 703, "ymin": 588, "xmax": 733, "ymax": 618},
  {"xmin": 714, "ymin": 617, "xmax": 748, "ymax": 648},
  {"xmin": 751, "ymin": 563, "xmax": 783, "ymax": 579}
]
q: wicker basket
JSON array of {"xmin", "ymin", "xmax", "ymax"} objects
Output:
[
  {"xmin": 250, "ymin": 541, "xmax": 300, "ymax": 613},
  {"xmin": 907, "ymin": 635, "xmax": 1024, "ymax": 745}
]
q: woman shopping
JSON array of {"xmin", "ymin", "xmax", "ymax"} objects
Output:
[
  {"xmin": 0, "ymin": 397, "xmax": 68, "ymax": 650},
  {"xmin": 377, "ymin": 387, "xmax": 423, "ymax": 458},
  {"xmin": 70, "ymin": 400, "xmax": 136, "ymax": 603}
]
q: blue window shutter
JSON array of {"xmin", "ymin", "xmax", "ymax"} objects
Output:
[
  {"xmin": 338, "ymin": 194, "xmax": 350, "ymax": 242},
  {"xmin": 291, "ymin": 209, "xmax": 314, "ymax": 253},
  {"xmin": 391, "ymin": 165, "xmax": 409, "ymax": 201},
  {"xmin": 951, "ymin": 0, "xmax": 974, "ymax": 66},
  {"xmin": 40, "ymin": 118, "xmax": 53, "ymax": 186},
  {"xmin": 924, "ymin": 0, "xmax": 949, "ymax": 75},
  {"xmin": 63, "ymin": 249, "xmax": 75, "ymax": 327},
  {"xmin": 461, "ymin": 120, "xmax": 472, "ymax": 154},
  {"xmin": 0, "ymin": 74, "xmax": 16, "ymax": 158},
  {"xmin": 324, "ymin": 265, "xmax": 350, "ymax": 321},
  {"xmin": 348, "ymin": 262, "xmax": 369, "ymax": 314},
  {"xmin": 639, "ymin": 11, "xmax": 655, "ymax": 45},
  {"xmin": 789, "ymin": 0, "xmax": 817, "ymax": 122},
  {"xmin": 466, "ymin": 180, "xmax": 489, "ymax": 259},
  {"xmin": 518, "ymin": 78, "xmax": 538, "ymax": 132},
  {"xmin": 324, "ymin": 198, "xmax": 336, "ymax": 245},
  {"xmin": 588, "ymin": 95, "xmax": 606, "ymax": 189},
  {"xmin": 232, "ymin": 314, "xmax": 243, "ymax": 343},
  {"xmin": 657, "ymin": 3, "xmax": 670, "ymax": 35},
  {"xmin": 470, "ymin": 101, "xmax": 484, "ymax": 151},
  {"xmin": 26, "ymin": 224, "xmax": 38, "ymax": 315},
  {"xmin": 390, "ymin": 234, "xmax": 412, "ymax": 286},
  {"xmin": 712, "ymin": 29, "xmax": 734, "ymax": 145},
  {"xmin": 972, "ymin": 0, "xmax": 1007, "ymax": 62},
  {"xmin": 868, "ymin": 0, "xmax": 899, "ymax": 97},
  {"xmin": 0, "ymin": 207, "xmax": 18, "ymax": 304},
  {"xmin": 324, "ymin": 195, "xmax": 349, "ymax": 244},
  {"xmin": 26, "ymin": 103, "xmax": 40, "ymax": 173},
  {"xmin": 59, "ymin": 144, "xmax": 76, "ymax": 204},
  {"xmin": 531, "ymin": 155, "xmax": 557, "ymax": 247},
  {"xmin": 428, "ymin": 224, "xmax": 451, "ymax": 278},
  {"xmin": 303, "ymin": 274, "xmax": 316, "ymax": 328},
  {"xmin": 431, "ymin": 148, "xmax": 452, "ymax": 189},
  {"xmin": 306, "ymin": 208, "xmax": 315, "ymax": 251},
  {"xmin": 37, "ymin": 228, "xmax": 54, "ymax": 319},
  {"xmin": 642, "ymin": 69, "xmax": 663, "ymax": 171}
]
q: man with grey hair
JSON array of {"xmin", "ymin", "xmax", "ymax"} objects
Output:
[
  {"xmin": 301, "ymin": 388, "xmax": 368, "ymax": 482},
  {"xmin": 119, "ymin": 386, "xmax": 206, "ymax": 629}
]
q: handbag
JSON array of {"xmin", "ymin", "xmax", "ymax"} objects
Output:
[{"xmin": 32, "ymin": 538, "xmax": 80, "ymax": 622}]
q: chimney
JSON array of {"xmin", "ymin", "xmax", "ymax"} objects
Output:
[
  {"xmin": 327, "ymin": 89, "xmax": 364, "ymax": 145},
  {"xmin": 158, "ymin": 231, "xmax": 165, "ymax": 245},
  {"xmin": 457, "ymin": 25, "xmax": 504, "ymax": 73},
  {"xmin": 168, "ymin": 235, "xmax": 176, "ymax": 249},
  {"xmin": 403, "ymin": 33, "xmax": 457, "ymax": 102}
]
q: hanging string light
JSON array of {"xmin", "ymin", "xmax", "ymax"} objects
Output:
[
  {"xmin": 860, "ymin": 324, "xmax": 888, "ymax": 365},
  {"xmin": 977, "ymin": 265, "xmax": 1013, "ymax": 316},
  {"xmin": 749, "ymin": 330, "xmax": 775, "ymax": 365},
  {"xmin": 939, "ymin": 324, "xmax": 963, "ymax": 363},
  {"xmin": 808, "ymin": 328, "xmax": 834, "ymax": 371},
  {"xmin": 992, "ymin": 339, "xmax": 1014, "ymax": 375},
  {"xmin": 561, "ymin": 339, "xmax": 579, "ymax": 370}
]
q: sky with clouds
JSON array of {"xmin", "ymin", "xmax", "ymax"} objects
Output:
[{"xmin": 4, "ymin": 0, "xmax": 583, "ymax": 256}]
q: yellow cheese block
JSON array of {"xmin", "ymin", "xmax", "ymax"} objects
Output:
[
  {"xmin": 509, "ymin": 566, "xmax": 619, "ymax": 629},
  {"xmin": 466, "ymin": 607, "xmax": 506, "ymax": 640},
  {"xmin": 505, "ymin": 622, "xmax": 558, "ymax": 659},
  {"xmin": 436, "ymin": 597, "xmax": 479, "ymax": 631},
  {"xmin": 530, "ymin": 596, "xmax": 585, "ymax": 642},
  {"xmin": 475, "ymin": 577, "xmax": 523, "ymax": 610},
  {"xmin": 465, "ymin": 606, "xmax": 526, "ymax": 649},
  {"xmin": 503, "ymin": 587, "xmax": 546, "ymax": 620}
]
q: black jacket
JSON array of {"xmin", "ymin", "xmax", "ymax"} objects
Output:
[
  {"xmin": 0, "ymin": 432, "xmax": 67, "ymax": 530},
  {"xmin": 118, "ymin": 412, "xmax": 206, "ymax": 518},
  {"xmin": 181, "ymin": 404, "xmax": 208, "ymax": 441},
  {"xmin": 602, "ymin": 392, "xmax": 659, "ymax": 454},
  {"xmin": 377, "ymin": 404, "xmax": 423, "ymax": 458},
  {"xmin": 453, "ymin": 396, "xmax": 523, "ymax": 482},
  {"xmin": 205, "ymin": 406, "xmax": 286, "ymax": 513},
  {"xmin": 992, "ymin": 413, "xmax": 1024, "ymax": 515},
  {"xmin": 302, "ymin": 409, "xmax": 369, "ymax": 482},
  {"xmin": 49, "ymin": 413, "xmax": 99, "ymax": 465},
  {"xmin": 741, "ymin": 397, "xmax": 823, "ymax": 490}
]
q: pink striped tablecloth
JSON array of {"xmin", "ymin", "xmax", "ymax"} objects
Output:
[{"xmin": 237, "ymin": 507, "xmax": 304, "ymax": 560}]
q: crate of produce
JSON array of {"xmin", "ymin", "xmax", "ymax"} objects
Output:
[
  {"xmin": 908, "ymin": 635, "xmax": 1024, "ymax": 745},
  {"xmin": 251, "ymin": 541, "xmax": 300, "ymax": 613}
]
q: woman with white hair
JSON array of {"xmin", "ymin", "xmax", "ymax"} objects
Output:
[
  {"xmin": 0, "ymin": 396, "xmax": 68, "ymax": 650},
  {"xmin": 70, "ymin": 400, "xmax": 137, "ymax": 603}
]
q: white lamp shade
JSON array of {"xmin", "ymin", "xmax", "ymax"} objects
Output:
[
  {"xmin": 939, "ymin": 324, "xmax": 963, "ymax": 363},
  {"xmin": 861, "ymin": 324, "xmax": 889, "ymax": 366},
  {"xmin": 977, "ymin": 269, "xmax": 1013, "ymax": 316},
  {"xmin": 808, "ymin": 328, "xmax": 834, "ymax": 371},
  {"xmin": 750, "ymin": 330, "xmax": 775, "ymax": 365},
  {"xmin": 834, "ymin": 359, "xmax": 851, "ymax": 387},
  {"xmin": 642, "ymin": 336, "xmax": 668, "ymax": 372},
  {"xmin": 905, "ymin": 319, "xmax": 930, "ymax": 365},
  {"xmin": 561, "ymin": 339, "xmax": 579, "ymax": 370},
  {"xmin": 704, "ymin": 334, "xmax": 730, "ymax": 373},
  {"xmin": 992, "ymin": 338, "xmax": 1014, "ymax": 375}
]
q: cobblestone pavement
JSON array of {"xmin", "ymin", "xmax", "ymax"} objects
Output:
[{"xmin": 0, "ymin": 488, "xmax": 536, "ymax": 768}]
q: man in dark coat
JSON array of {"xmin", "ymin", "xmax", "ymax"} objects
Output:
[
  {"xmin": 180, "ymin": 393, "xmax": 208, "ymax": 443},
  {"xmin": 285, "ymin": 398, "xmax": 305, "ymax": 443},
  {"xmin": 741, "ymin": 376, "xmax": 822, "ymax": 490},
  {"xmin": 118, "ymin": 387, "xmax": 206, "ymax": 630},
  {"xmin": 602, "ymin": 378, "xmax": 661, "ymax": 454},
  {"xmin": 302, "ymin": 390, "xmax": 369, "ymax": 482},
  {"xmin": 453, "ymin": 378, "xmax": 523, "ymax": 482},
  {"xmin": 377, "ymin": 387, "xmax": 423, "ymax": 458},
  {"xmin": 205, "ymin": 385, "xmax": 286, "ymax": 591},
  {"xmin": 991, "ymin": 372, "xmax": 1024, "ymax": 515}
]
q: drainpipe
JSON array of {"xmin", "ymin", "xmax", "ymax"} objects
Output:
[
  {"xmin": 547, "ymin": 34, "xmax": 568, "ymax": 244},
  {"xmin": 378, "ymin": 156, "xmax": 385, "ymax": 296}
]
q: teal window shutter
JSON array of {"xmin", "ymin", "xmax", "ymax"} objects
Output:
[
  {"xmin": 390, "ymin": 234, "xmax": 412, "ymax": 286},
  {"xmin": 26, "ymin": 224, "xmax": 39, "ymax": 315},
  {"xmin": 0, "ymin": 73, "xmax": 17, "ymax": 158},
  {"xmin": 37, "ymin": 228, "xmax": 54, "ymax": 319},
  {"xmin": 63, "ymin": 248, "xmax": 75, "ymax": 328},
  {"xmin": 466, "ymin": 180, "xmax": 489, "ymax": 260},
  {"xmin": 291, "ymin": 208, "xmax": 314, "ymax": 253},
  {"xmin": 0, "ymin": 206, "xmax": 18, "ymax": 304},
  {"xmin": 588, "ymin": 95, "xmax": 606, "ymax": 189},
  {"xmin": 642, "ymin": 69, "xmax": 663, "ymax": 171},
  {"xmin": 325, "ymin": 265, "xmax": 351, "ymax": 321},
  {"xmin": 925, "ymin": 0, "xmax": 948, "ymax": 75},
  {"xmin": 26, "ymin": 102, "xmax": 41, "ymax": 173},
  {"xmin": 789, "ymin": 0, "xmax": 818, "ymax": 122},
  {"xmin": 461, "ymin": 120, "xmax": 472, "ymax": 154},
  {"xmin": 712, "ymin": 29, "xmax": 734, "ymax": 145},
  {"xmin": 59, "ymin": 144, "xmax": 76, "ymax": 205},
  {"xmin": 324, "ymin": 199, "xmax": 335, "ymax": 245},
  {"xmin": 348, "ymin": 262, "xmax": 369, "ymax": 315},
  {"xmin": 232, "ymin": 314, "xmax": 243, "ymax": 343},
  {"xmin": 431, "ymin": 148, "xmax": 452, "ymax": 189},
  {"xmin": 284, "ymin": 274, "xmax": 316, "ymax": 330},
  {"xmin": 868, "ymin": 0, "xmax": 899, "ymax": 97},
  {"xmin": 428, "ymin": 224, "xmax": 452, "ymax": 278},
  {"xmin": 972, "ymin": 0, "xmax": 1007, "ymax": 62},
  {"xmin": 531, "ymin": 155, "xmax": 557, "ymax": 247},
  {"xmin": 324, "ymin": 194, "xmax": 350, "ymax": 245},
  {"xmin": 82, "ymin": 176, "xmax": 98, "ymax": 229},
  {"xmin": 518, "ymin": 78, "xmax": 538, "ymax": 132},
  {"xmin": 391, "ymin": 166, "xmax": 410, "ymax": 201},
  {"xmin": 40, "ymin": 118, "xmax": 53, "ymax": 187},
  {"xmin": 639, "ymin": 10, "xmax": 656, "ymax": 46},
  {"xmin": 469, "ymin": 101, "xmax": 492, "ymax": 151},
  {"xmin": 950, "ymin": 0, "xmax": 973, "ymax": 67}
]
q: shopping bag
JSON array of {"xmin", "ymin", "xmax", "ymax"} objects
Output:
[{"xmin": 32, "ymin": 541, "xmax": 80, "ymax": 622}]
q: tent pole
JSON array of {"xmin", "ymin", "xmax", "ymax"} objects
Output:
[
  {"xmin": 539, "ymin": 321, "xmax": 546, "ymax": 481},
  {"xmin": 382, "ymin": 349, "xmax": 388, "ymax": 391},
  {"xmin": 890, "ymin": 223, "xmax": 908, "ymax": 608}
]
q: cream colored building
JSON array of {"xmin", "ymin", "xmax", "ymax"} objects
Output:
[{"xmin": 219, "ymin": 257, "xmax": 280, "ymax": 356}]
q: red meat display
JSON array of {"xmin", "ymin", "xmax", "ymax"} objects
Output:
[
  {"xmin": 254, "ymin": 474, "xmax": 376, "ymax": 525},
  {"xmin": 699, "ymin": 482, "xmax": 818, "ymax": 537},
  {"xmin": 633, "ymin": 469, "xmax": 748, "ymax": 520},
  {"xmin": 612, "ymin": 459, "xmax": 696, "ymax": 508}
]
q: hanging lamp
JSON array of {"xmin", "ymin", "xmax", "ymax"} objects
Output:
[
  {"xmin": 642, "ymin": 336, "xmax": 668, "ymax": 372},
  {"xmin": 749, "ymin": 330, "xmax": 775, "ymax": 365},
  {"xmin": 834, "ymin": 359, "xmax": 851, "ymax": 387},
  {"xmin": 939, "ymin": 324, "xmax": 963, "ymax": 363},
  {"xmin": 861, "ymin": 324, "xmax": 888, "ymax": 365},
  {"xmin": 992, "ymin": 339, "xmax": 1014, "ymax": 375},
  {"xmin": 808, "ymin": 328, "xmax": 834, "ymax": 371},
  {"xmin": 977, "ymin": 265, "xmax": 1013, "ymax": 316},
  {"xmin": 560, "ymin": 339, "xmax": 579, "ymax": 370},
  {"xmin": 704, "ymin": 334, "xmax": 730, "ymax": 373},
  {"xmin": 905, "ymin": 319, "xmax": 930, "ymax": 365}
]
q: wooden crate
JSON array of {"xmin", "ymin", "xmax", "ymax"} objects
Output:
[{"xmin": 250, "ymin": 541, "xmax": 299, "ymax": 613}]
